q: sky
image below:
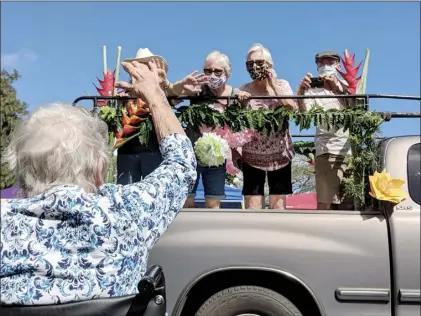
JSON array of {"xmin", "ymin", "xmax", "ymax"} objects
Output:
[{"xmin": 1, "ymin": 1, "xmax": 420, "ymax": 138}]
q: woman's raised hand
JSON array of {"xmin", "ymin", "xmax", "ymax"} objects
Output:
[
  {"xmin": 181, "ymin": 71, "xmax": 209, "ymax": 93},
  {"xmin": 115, "ymin": 60, "xmax": 162, "ymax": 98}
]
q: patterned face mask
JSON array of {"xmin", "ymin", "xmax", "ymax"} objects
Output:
[
  {"xmin": 247, "ymin": 62, "xmax": 269, "ymax": 81},
  {"xmin": 208, "ymin": 75, "xmax": 227, "ymax": 89}
]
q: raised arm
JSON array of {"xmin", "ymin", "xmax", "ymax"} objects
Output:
[
  {"xmin": 120, "ymin": 132, "xmax": 196, "ymax": 250},
  {"xmin": 273, "ymin": 79, "xmax": 298, "ymax": 111},
  {"xmin": 165, "ymin": 71, "xmax": 209, "ymax": 97},
  {"xmin": 113, "ymin": 60, "xmax": 197, "ymax": 249},
  {"xmin": 297, "ymin": 73, "xmax": 316, "ymax": 112},
  {"xmin": 164, "ymin": 78, "xmax": 189, "ymax": 97}
]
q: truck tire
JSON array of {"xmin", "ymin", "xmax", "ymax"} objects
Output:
[{"xmin": 195, "ymin": 285, "xmax": 303, "ymax": 316}]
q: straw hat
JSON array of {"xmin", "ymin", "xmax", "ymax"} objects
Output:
[{"xmin": 124, "ymin": 48, "xmax": 168, "ymax": 72}]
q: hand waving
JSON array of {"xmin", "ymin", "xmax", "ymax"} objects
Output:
[
  {"xmin": 115, "ymin": 60, "xmax": 162, "ymax": 98},
  {"xmin": 182, "ymin": 71, "xmax": 209, "ymax": 93}
]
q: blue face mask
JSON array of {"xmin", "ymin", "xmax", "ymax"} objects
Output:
[{"xmin": 317, "ymin": 64, "xmax": 338, "ymax": 76}]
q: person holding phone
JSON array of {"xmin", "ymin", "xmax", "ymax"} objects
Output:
[
  {"xmin": 236, "ymin": 43, "xmax": 297, "ymax": 210},
  {"xmin": 296, "ymin": 50, "xmax": 352, "ymax": 210}
]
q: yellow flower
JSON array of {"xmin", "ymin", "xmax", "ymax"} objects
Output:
[{"xmin": 369, "ymin": 169, "xmax": 407, "ymax": 204}]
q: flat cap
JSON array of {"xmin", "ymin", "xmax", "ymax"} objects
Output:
[{"xmin": 315, "ymin": 50, "xmax": 341, "ymax": 63}]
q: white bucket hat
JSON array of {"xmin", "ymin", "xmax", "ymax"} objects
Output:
[{"xmin": 123, "ymin": 48, "xmax": 168, "ymax": 72}]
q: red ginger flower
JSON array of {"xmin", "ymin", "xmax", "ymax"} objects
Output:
[
  {"xmin": 337, "ymin": 49, "xmax": 362, "ymax": 94},
  {"xmin": 94, "ymin": 70, "xmax": 115, "ymax": 106}
]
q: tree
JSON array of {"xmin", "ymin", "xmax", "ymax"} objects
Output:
[
  {"xmin": 262, "ymin": 155, "xmax": 315, "ymax": 207},
  {"xmin": 1, "ymin": 69, "xmax": 28, "ymax": 189},
  {"xmin": 291, "ymin": 154, "xmax": 315, "ymax": 194}
]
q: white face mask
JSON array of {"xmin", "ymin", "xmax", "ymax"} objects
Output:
[{"xmin": 317, "ymin": 64, "xmax": 338, "ymax": 76}]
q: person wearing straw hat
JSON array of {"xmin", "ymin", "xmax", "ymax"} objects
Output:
[{"xmin": 116, "ymin": 48, "xmax": 208, "ymax": 185}]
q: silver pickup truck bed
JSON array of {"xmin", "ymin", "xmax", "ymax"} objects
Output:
[{"xmin": 149, "ymin": 136, "xmax": 420, "ymax": 316}]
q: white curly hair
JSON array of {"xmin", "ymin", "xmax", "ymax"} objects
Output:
[{"xmin": 4, "ymin": 103, "xmax": 110, "ymax": 197}]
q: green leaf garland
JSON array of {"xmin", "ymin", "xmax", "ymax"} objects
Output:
[{"xmin": 101, "ymin": 101, "xmax": 384, "ymax": 209}]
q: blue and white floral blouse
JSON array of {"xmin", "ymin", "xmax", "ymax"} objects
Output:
[{"xmin": 0, "ymin": 133, "xmax": 197, "ymax": 305}]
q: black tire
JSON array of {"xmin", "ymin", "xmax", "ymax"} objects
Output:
[{"xmin": 195, "ymin": 285, "xmax": 303, "ymax": 316}]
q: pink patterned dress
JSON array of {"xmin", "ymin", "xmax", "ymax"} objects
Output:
[{"xmin": 239, "ymin": 79, "xmax": 295, "ymax": 172}]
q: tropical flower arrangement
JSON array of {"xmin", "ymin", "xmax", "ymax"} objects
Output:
[
  {"xmin": 338, "ymin": 49, "xmax": 363, "ymax": 94},
  {"xmin": 93, "ymin": 46, "xmax": 158, "ymax": 183},
  {"xmin": 94, "ymin": 47, "xmax": 152, "ymax": 149},
  {"xmin": 194, "ymin": 133, "xmax": 230, "ymax": 167},
  {"xmin": 199, "ymin": 124, "xmax": 256, "ymax": 175},
  {"xmin": 199, "ymin": 125, "xmax": 257, "ymax": 149}
]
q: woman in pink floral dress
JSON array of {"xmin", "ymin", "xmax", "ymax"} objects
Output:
[{"xmin": 237, "ymin": 44, "xmax": 298, "ymax": 210}]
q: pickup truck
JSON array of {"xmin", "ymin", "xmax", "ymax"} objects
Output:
[{"xmin": 149, "ymin": 135, "xmax": 421, "ymax": 316}]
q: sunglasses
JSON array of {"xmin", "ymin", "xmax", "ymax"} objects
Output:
[
  {"xmin": 203, "ymin": 68, "xmax": 224, "ymax": 76},
  {"xmin": 246, "ymin": 60, "xmax": 266, "ymax": 68}
]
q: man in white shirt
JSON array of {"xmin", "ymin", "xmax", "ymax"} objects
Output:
[{"xmin": 297, "ymin": 50, "xmax": 352, "ymax": 210}]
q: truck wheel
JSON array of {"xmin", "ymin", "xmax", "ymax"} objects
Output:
[{"xmin": 195, "ymin": 285, "xmax": 303, "ymax": 316}]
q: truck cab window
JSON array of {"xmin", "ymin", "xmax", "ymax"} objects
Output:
[{"xmin": 407, "ymin": 143, "xmax": 420, "ymax": 205}]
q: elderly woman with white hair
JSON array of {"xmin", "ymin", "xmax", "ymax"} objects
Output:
[
  {"xmin": 237, "ymin": 43, "xmax": 298, "ymax": 210},
  {"xmin": 0, "ymin": 61, "xmax": 197, "ymax": 305},
  {"xmin": 177, "ymin": 50, "xmax": 247, "ymax": 209}
]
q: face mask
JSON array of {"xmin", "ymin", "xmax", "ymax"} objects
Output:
[
  {"xmin": 248, "ymin": 63, "xmax": 269, "ymax": 81},
  {"xmin": 317, "ymin": 64, "xmax": 338, "ymax": 76},
  {"xmin": 207, "ymin": 75, "xmax": 226, "ymax": 89}
]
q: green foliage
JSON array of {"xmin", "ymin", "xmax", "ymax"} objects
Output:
[
  {"xmin": 226, "ymin": 174, "xmax": 241, "ymax": 187},
  {"xmin": 1, "ymin": 69, "xmax": 28, "ymax": 189},
  {"xmin": 99, "ymin": 105, "xmax": 117, "ymax": 124},
  {"xmin": 291, "ymin": 154, "xmax": 316, "ymax": 194},
  {"xmin": 107, "ymin": 154, "xmax": 117, "ymax": 184},
  {"xmin": 101, "ymin": 99, "xmax": 383, "ymax": 208},
  {"xmin": 175, "ymin": 103, "xmax": 381, "ymax": 136},
  {"xmin": 293, "ymin": 141, "xmax": 315, "ymax": 160},
  {"xmin": 175, "ymin": 103, "xmax": 383, "ymax": 208}
]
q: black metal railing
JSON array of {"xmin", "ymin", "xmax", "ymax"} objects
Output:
[
  {"xmin": 290, "ymin": 134, "xmax": 388, "ymax": 139},
  {"xmin": 72, "ymin": 93, "xmax": 421, "ymax": 122},
  {"xmin": 73, "ymin": 93, "xmax": 421, "ymax": 106}
]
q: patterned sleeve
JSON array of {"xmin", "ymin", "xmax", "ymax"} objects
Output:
[{"xmin": 103, "ymin": 133, "xmax": 197, "ymax": 250}]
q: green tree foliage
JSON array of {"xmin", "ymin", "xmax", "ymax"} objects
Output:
[
  {"xmin": 291, "ymin": 155, "xmax": 315, "ymax": 194},
  {"xmin": 1, "ymin": 69, "xmax": 28, "ymax": 189}
]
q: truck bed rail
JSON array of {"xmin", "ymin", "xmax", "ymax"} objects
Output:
[{"xmin": 72, "ymin": 94, "xmax": 421, "ymax": 120}]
